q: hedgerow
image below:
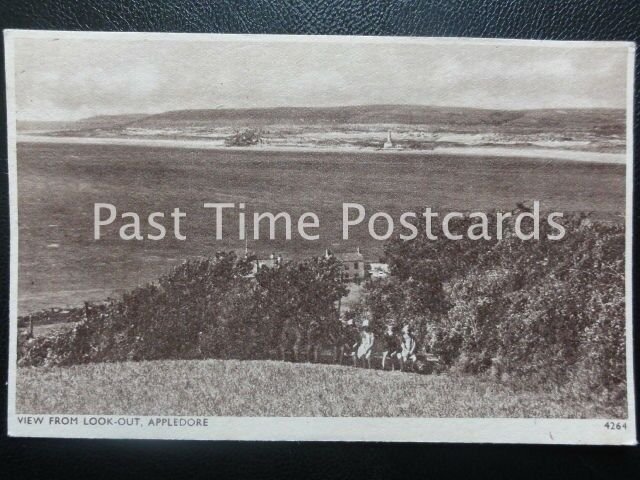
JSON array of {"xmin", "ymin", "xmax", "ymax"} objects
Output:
[
  {"xmin": 362, "ymin": 211, "xmax": 626, "ymax": 404},
  {"xmin": 18, "ymin": 252, "xmax": 346, "ymax": 366}
]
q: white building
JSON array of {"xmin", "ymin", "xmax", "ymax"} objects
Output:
[{"xmin": 383, "ymin": 130, "xmax": 394, "ymax": 149}]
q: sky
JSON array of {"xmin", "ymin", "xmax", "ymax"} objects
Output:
[{"xmin": 12, "ymin": 35, "xmax": 630, "ymax": 122}]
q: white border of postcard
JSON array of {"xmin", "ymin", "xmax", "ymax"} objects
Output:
[{"xmin": 4, "ymin": 30, "xmax": 637, "ymax": 444}]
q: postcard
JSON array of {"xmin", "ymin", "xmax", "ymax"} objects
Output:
[{"xmin": 5, "ymin": 30, "xmax": 636, "ymax": 443}]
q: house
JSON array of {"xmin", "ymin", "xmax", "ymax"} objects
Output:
[
  {"xmin": 251, "ymin": 253, "xmax": 284, "ymax": 275},
  {"xmin": 368, "ymin": 262, "xmax": 389, "ymax": 279},
  {"xmin": 325, "ymin": 247, "xmax": 365, "ymax": 281}
]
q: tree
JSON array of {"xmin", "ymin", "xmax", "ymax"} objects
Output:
[{"xmin": 225, "ymin": 128, "xmax": 261, "ymax": 146}]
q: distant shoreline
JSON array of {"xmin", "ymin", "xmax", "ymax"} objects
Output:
[{"xmin": 16, "ymin": 134, "xmax": 626, "ymax": 164}]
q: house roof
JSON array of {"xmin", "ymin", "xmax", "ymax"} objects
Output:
[{"xmin": 256, "ymin": 258, "xmax": 278, "ymax": 265}]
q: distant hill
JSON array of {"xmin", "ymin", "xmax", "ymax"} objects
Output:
[
  {"xmin": 129, "ymin": 105, "xmax": 625, "ymax": 132},
  {"xmin": 18, "ymin": 114, "xmax": 148, "ymax": 134},
  {"xmin": 17, "ymin": 120, "xmax": 79, "ymax": 133},
  {"xmin": 21, "ymin": 105, "xmax": 625, "ymax": 136}
]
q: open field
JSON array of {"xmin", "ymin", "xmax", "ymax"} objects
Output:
[
  {"xmin": 17, "ymin": 142, "xmax": 625, "ymax": 314},
  {"xmin": 15, "ymin": 359, "xmax": 623, "ymax": 418}
]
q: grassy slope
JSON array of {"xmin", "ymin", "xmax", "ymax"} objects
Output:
[{"xmin": 16, "ymin": 359, "xmax": 623, "ymax": 418}]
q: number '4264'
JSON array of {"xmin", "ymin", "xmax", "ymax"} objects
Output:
[{"xmin": 604, "ymin": 421, "xmax": 627, "ymax": 431}]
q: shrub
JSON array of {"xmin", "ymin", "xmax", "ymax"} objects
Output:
[
  {"xmin": 18, "ymin": 252, "xmax": 347, "ymax": 367},
  {"xmin": 225, "ymin": 128, "xmax": 261, "ymax": 146},
  {"xmin": 360, "ymin": 211, "xmax": 626, "ymax": 404}
]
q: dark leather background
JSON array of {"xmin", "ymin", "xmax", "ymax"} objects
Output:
[
  {"xmin": 0, "ymin": 0, "xmax": 639, "ymax": 38},
  {"xmin": 1, "ymin": 1, "xmax": 639, "ymax": 478}
]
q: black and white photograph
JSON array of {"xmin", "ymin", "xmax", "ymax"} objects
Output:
[{"xmin": 4, "ymin": 30, "xmax": 636, "ymax": 443}]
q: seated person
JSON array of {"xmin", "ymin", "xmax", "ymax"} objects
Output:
[
  {"xmin": 381, "ymin": 324, "xmax": 400, "ymax": 370},
  {"xmin": 398, "ymin": 325, "xmax": 417, "ymax": 371},
  {"xmin": 356, "ymin": 319, "xmax": 375, "ymax": 369},
  {"xmin": 340, "ymin": 318, "xmax": 360, "ymax": 365}
]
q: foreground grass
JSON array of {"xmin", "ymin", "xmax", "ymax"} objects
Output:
[{"xmin": 17, "ymin": 359, "xmax": 623, "ymax": 418}]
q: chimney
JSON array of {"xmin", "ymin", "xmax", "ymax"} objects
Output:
[{"xmin": 356, "ymin": 246, "xmax": 361, "ymax": 255}]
